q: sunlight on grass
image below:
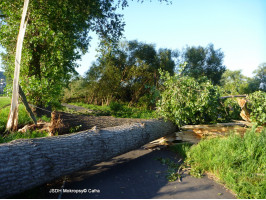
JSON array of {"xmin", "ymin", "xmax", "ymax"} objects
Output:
[
  {"xmin": 0, "ymin": 97, "xmax": 11, "ymax": 108},
  {"xmin": 185, "ymin": 127, "xmax": 266, "ymax": 199},
  {"xmin": 69, "ymin": 102, "xmax": 157, "ymax": 119}
]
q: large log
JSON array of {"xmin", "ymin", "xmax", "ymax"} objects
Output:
[{"xmin": 0, "ymin": 119, "xmax": 176, "ymax": 197}]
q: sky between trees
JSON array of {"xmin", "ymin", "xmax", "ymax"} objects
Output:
[{"xmin": 76, "ymin": 0, "xmax": 266, "ymax": 77}]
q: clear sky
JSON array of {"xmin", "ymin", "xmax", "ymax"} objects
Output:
[{"xmin": 77, "ymin": 0, "xmax": 266, "ymax": 77}]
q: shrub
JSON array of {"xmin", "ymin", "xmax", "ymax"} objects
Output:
[
  {"xmin": 247, "ymin": 91, "xmax": 266, "ymax": 125},
  {"xmin": 156, "ymin": 71, "xmax": 222, "ymax": 127}
]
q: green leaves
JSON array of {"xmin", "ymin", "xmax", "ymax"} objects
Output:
[
  {"xmin": 247, "ymin": 91, "xmax": 266, "ymax": 125},
  {"xmin": 156, "ymin": 70, "xmax": 221, "ymax": 126},
  {"xmin": 0, "ymin": 0, "xmax": 128, "ymax": 108}
]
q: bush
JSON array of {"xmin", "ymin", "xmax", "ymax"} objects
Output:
[
  {"xmin": 156, "ymin": 71, "xmax": 222, "ymax": 127},
  {"xmin": 247, "ymin": 91, "xmax": 266, "ymax": 125},
  {"xmin": 220, "ymin": 98, "xmax": 242, "ymax": 121},
  {"xmin": 186, "ymin": 127, "xmax": 266, "ymax": 199}
]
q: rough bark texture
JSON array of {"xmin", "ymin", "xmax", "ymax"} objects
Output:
[{"xmin": 0, "ymin": 119, "xmax": 176, "ymax": 198}]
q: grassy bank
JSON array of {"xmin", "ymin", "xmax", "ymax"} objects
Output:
[{"xmin": 184, "ymin": 127, "xmax": 265, "ymax": 199}]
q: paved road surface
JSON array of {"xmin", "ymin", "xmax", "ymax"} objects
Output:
[{"xmin": 58, "ymin": 147, "xmax": 235, "ymax": 199}]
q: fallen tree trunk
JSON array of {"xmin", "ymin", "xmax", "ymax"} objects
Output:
[{"xmin": 0, "ymin": 119, "xmax": 176, "ymax": 198}]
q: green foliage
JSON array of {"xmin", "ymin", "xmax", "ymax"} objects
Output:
[
  {"xmin": 247, "ymin": 91, "xmax": 266, "ymax": 125},
  {"xmin": 156, "ymin": 70, "xmax": 222, "ymax": 127},
  {"xmin": 220, "ymin": 69, "xmax": 250, "ymax": 95},
  {"xmin": 69, "ymin": 102, "xmax": 111, "ymax": 116},
  {"xmin": 170, "ymin": 142, "xmax": 193, "ymax": 159},
  {"xmin": 180, "ymin": 44, "xmax": 226, "ymax": 85},
  {"xmin": 0, "ymin": 0, "xmax": 127, "ymax": 107},
  {"xmin": 0, "ymin": 102, "xmax": 50, "ymax": 134},
  {"xmin": 252, "ymin": 63, "xmax": 266, "ymax": 92},
  {"xmin": 156, "ymin": 157, "xmax": 181, "ymax": 182},
  {"xmin": 69, "ymin": 101, "xmax": 156, "ymax": 119},
  {"xmin": 185, "ymin": 127, "xmax": 266, "ymax": 199},
  {"xmin": 220, "ymin": 98, "xmax": 242, "ymax": 121},
  {"xmin": 63, "ymin": 77, "xmax": 89, "ymax": 103},
  {"xmin": 64, "ymin": 40, "xmax": 177, "ymax": 108},
  {"xmin": 109, "ymin": 101, "xmax": 156, "ymax": 118},
  {"xmin": 220, "ymin": 64, "xmax": 266, "ymax": 95},
  {"xmin": 0, "ymin": 130, "xmax": 49, "ymax": 144}
]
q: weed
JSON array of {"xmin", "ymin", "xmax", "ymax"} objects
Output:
[
  {"xmin": 156, "ymin": 157, "xmax": 182, "ymax": 182},
  {"xmin": 69, "ymin": 125, "xmax": 82, "ymax": 133}
]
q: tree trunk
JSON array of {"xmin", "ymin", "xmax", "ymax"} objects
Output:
[
  {"xmin": 18, "ymin": 85, "xmax": 37, "ymax": 125},
  {"xmin": 0, "ymin": 119, "xmax": 176, "ymax": 198},
  {"xmin": 6, "ymin": 0, "xmax": 30, "ymax": 131}
]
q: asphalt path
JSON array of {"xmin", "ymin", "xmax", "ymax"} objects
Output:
[{"xmin": 58, "ymin": 147, "xmax": 235, "ymax": 199}]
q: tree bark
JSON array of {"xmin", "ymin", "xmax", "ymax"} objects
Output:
[
  {"xmin": 18, "ymin": 85, "xmax": 37, "ymax": 125},
  {"xmin": 6, "ymin": 0, "xmax": 30, "ymax": 131},
  {"xmin": 0, "ymin": 119, "xmax": 176, "ymax": 198}
]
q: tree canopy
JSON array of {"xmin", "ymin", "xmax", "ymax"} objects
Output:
[
  {"xmin": 64, "ymin": 40, "xmax": 177, "ymax": 107},
  {"xmin": 180, "ymin": 44, "xmax": 226, "ymax": 85},
  {"xmin": 0, "ymin": 0, "xmax": 169, "ymax": 108}
]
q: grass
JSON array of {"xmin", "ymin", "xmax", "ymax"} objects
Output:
[
  {"xmin": 184, "ymin": 127, "xmax": 266, "ymax": 199},
  {"xmin": 69, "ymin": 102, "xmax": 111, "ymax": 115},
  {"xmin": 170, "ymin": 142, "xmax": 193, "ymax": 159},
  {"xmin": 0, "ymin": 99, "xmax": 51, "ymax": 143},
  {"xmin": 0, "ymin": 104, "xmax": 32, "ymax": 134},
  {"xmin": 0, "ymin": 96, "xmax": 11, "ymax": 108},
  {"xmin": 69, "ymin": 101, "xmax": 157, "ymax": 119},
  {"xmin": 0, "ymin": 130, "xmax": 49, "ymax": 144}
]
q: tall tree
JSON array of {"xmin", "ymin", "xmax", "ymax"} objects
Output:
[
  {"xmin": 252, "ymin": 63, "xmax": 266, "ymax": 91},
  {"xmin": 181, "ymin": 44, "xmax": 226, "ymax": 85},
  {"xmin": 0, "ymin": 0, "xmax": 170, "ymax": 112},
  {"xmin": 83, "ymin": 40, "xmax": 176, "ymax": 107},
  {"xmin": 220, "ymin": 69, "xmax": 250, "ymax": 95}
]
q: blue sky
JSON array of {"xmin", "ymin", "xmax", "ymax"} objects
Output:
[
  {"xmin": 1, "ymin": 0, "xmax": 265, "ymax": 78},
  {"xmin": 77, "ymin": 0, "xmax": 266, "ymax": 77}
]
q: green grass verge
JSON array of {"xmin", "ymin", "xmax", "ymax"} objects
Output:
[
  {"xmin": 0, "ymin": 104, "xmax": 32, "ymax": 134},
  {"xmin": 69, "ymin": 102, "xmax": 157, "ymax": 119},
  {"xmin": 185, "ymin": 127, "xmax": 266, "ymax": 199},
  {"xmin": 0, "ymin": 130, "xmax": 49, "ymax": 144},
  {"xmin": 0, "ymin": 97, "xmax": 11, "ymax": 108}
]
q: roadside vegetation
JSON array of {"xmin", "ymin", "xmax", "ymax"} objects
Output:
[
  {"xmin": 0, "ymin": 97, "xmax": 50, "ymax": 143},
  {"xmin": 183, "ymin": 127, "xmax": 266, "ymax": 199},
  {"xmin": 68, "ymin": 101, "xmax": 156, "ymax": 119},
  {"xmin": 1, "ymin": 1, "xmax": 265, "ymax": 198}
]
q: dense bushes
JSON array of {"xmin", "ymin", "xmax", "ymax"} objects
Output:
[
  {"xmin": 247, "ymin": 91, "xmax": 266, "ymax": 125},
  {"xmin": 156, "ymin": 71, "xmax": 222, "ymax": 127}
]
